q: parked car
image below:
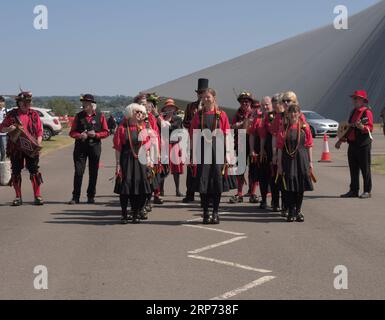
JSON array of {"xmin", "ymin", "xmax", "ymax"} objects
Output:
[
  {"xmin": 31, "ymin": 107, "xmax": 62, "ymax": 141},
  {"xmin": 302, "ymin": 110, "xmax": 339, "ymax": 138}
]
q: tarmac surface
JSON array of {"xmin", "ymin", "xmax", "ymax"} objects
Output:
[{"xmin": 1, "ymin": 131, "xmax": 385, "ymax": 300}]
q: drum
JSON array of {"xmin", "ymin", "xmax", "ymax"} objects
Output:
[{"xmin": 8, "ymin": 126, "xmax": 42, "ymax": 158}]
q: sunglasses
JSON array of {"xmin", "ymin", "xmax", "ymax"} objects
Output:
[
  {"xmin": 135, "ymin": 110, "xmax": 144, "ymax": 114},
  {"xmin": 283, "ymin": 100, "xmax": 292, "ymax": 103}
]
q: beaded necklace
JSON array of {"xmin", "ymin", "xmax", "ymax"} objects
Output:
[{"xmin": 284, "ymin": 120, "xmax": 302, "ymax": 158}]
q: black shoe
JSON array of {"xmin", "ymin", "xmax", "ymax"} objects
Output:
[
  {"xmin": 229, "ymin": 195, "xmax": 243, "ymax": 204},
  {"xmin": 12, "ymin": 198, "xmax": 23, "ymax": 207},
  {"xmin": 132, "ymin": 211, "xmax": 140, "ymax": 224},
  {"xmin": 183, "ymin": 196, "xmax": 195, "ymax": 203},
  {"xmin": 203, "ymin": 212, "xmax": 210, "ymax": 225},
  {"xmin": 340, "ymin": 191, "xmax": 358, "ymax": 198},
  {"xmin": 144, "ymin": 199, "xmax": 152, "ymax": 212},
  {"xmin": 359, "ymin": 192, "xmax": 371, "ymax": 199},
  {"xmin": 153, "ymin": 197, "xmax": 164, "ymax": 205},
  {"xmin": 87, "ymin": 197, "xmax": 95, "ymax": 204},
  {"xmin": 139, "ymin": 210, "xmax": 148, "ymax": 220},
  {"xmin": 68, "ymin": 198, "xmax": 80, "ymax": 205},
  {"xmin": 287, "ymin": 215, "xmax": 295, "ymax": 222},
  {"xmin": 259, "ymin": 202, "xmax": 267, "ymax": 210},
  {"xmin": 249, "ymin": 195, "xmax": 259, "ymax": 203},
  {"xmin": 296, "ymin": 213, "xmax": 304, "ymax": 222},
  {"xmin": 176, "ymin": 191, "xmax": 184, "ymax": 197},
  {"xmin": 121, "ymin": 216, "xmax": 129, "ymax": 225},
  {"xmin": 272, "ymin": 206, "xmax": 281, "ymax": 213},
  {"xmin": 34, "ymin": 197, "xmax": 44, "ymax": 206},
  {"xmin": 211, "ymin": 212, "xmax": 220, "ymax": 225}
]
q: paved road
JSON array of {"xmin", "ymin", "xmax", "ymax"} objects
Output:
[{"xmin": 1, "ymin": 131, "xmax": 385, "ymax": 300}]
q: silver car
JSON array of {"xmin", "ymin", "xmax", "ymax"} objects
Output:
[{"xmin": 302, "ymin": 111, "xmax": 339, "ymax": 138}]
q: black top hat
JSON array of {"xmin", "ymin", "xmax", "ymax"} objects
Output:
[
  {"xmin": 80, "ymin": 94, "xmax": 96, "ymax": 104},
  {"xmin": 195, "ymin": 78, "xmax": 209, "ymax": 93}
]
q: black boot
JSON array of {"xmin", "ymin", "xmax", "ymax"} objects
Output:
[
  {"xmin": 203, "ymin": 211, "xmax": 210, "ymax": 224},
  {"xmin": 211, "ymin": 211, "xmax": 220, "ymax": 225},
  {"xmin": 132, "ymin": 210, "xmax": 140, "ymax": 224},
  {"xmin": 121, "ymin": 212, "xmax": 129, "ymax": 225}
]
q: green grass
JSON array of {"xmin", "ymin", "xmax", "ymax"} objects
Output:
[
  {"xmin": 372, "ymin": 155, "xmax": 385, "ymax": 174},
  {"xmin": 41, "ymin": 129, "xmax": 73, "ymax": 156}
]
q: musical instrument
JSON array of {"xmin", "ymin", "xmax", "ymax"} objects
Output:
[
  {"xmin": 336, "ymin": 117, "xmax": 369, "ymax": 145},
  {"xmin": 8, "ymin": 124, "xmax": 42, "ymax": 158}
]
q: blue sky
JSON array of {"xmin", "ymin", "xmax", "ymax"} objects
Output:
[{"xmin": 0, "ymin": 0, "xmax": 380, "ymax": 96}]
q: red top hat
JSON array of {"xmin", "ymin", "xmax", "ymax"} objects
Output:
[{"xmin": 350, "ymin": 90, "xmax": 368, "ymax": 103}]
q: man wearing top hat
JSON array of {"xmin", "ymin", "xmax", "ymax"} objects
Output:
[
  {"xmin": 336, "ymin": 90, "xmax": 373, "ymax": 199},
  {"xmin": 0, "ymin": 91, "xmax": 44, "ymax": 206},
  {"xmin": 68, "ymin": 94, "xmax": 109, "ymax": 204},
  {"xmin": 182, "ymin": 78, "xmax": 208, "ymax": 203}
]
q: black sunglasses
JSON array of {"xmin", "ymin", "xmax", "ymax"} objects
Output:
[{"xmin": 283, "ymin": 99, "xmax": 292, "ymax": 103}]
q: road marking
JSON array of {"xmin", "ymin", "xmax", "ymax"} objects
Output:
[
  {"xmin": 182, "ymin": 224, "xmax": 245, "ymax": 236},
  {"xmin": 188, "ymin": 236, "xmax": 247, "ymax": 254},
  {"xmin": 188, "ymin": 255, "xmax": 272, "ymax": 273},
  {"xmin": 211, "ymin": 276, "xmax": 276, "ymax": 300},
  {"xmin": 185, "ymin": 212, "xmax": 233, "ymax": 223},
  {"xmin": 185, "ymin": 218, "xmax": 202, "ymax": 222}
]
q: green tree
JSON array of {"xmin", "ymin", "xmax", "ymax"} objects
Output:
[{"xmin": 47, "ymin": 98, "xmax": 77, "ymax": 116}]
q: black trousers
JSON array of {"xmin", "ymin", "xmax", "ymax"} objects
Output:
[
  {"xmin": 11, "ymin": 153, "xmax": 40, "ymax": 175},
  {"xmin": 348, "ymin": 143, "xmax": 372, "ymax": 193},
  {"xmin": 285, "ymin": 191, "xmax": 304, "ymax": 215},
  {"xmin": 259, "ymin": 164, "xmax": 279, "ymax": 207},
  {"xmin": 72, "ymin": 142, "xmax": 101, "ymax": 199},
  {"xmin": 201, "ymin": 193, "xmax": 221, "ymax": 212},
  {"xmin": 185, "ymin": 167, "xmax": 196, "ymax": 198},
  {"xmin": 120, "ymin": 194, "xmax": 147, "ymax": 217}
]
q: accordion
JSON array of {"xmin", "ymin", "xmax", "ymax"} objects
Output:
[{"xmin": 8, "ymin": 126, "xmax": 42, "ymax": 158}]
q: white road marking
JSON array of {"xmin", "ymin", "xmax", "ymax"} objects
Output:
[
  {"xmin": 210, "ymin": 276, "xmax": 276, "ymax": 300},
  {"xmin": 188, "ymin": 236, "xmax": 247, "ymax": 254},
  {"xmin": 185, "ymin": 218, "xmax": 202, "ymax": 222},
  {"xmin": 188, "ymin": 255, "xmax": 272, "ymax": 273},
  {"xmin": 182, "ymin": 224, "xmax": 245, "ymax": 236}
]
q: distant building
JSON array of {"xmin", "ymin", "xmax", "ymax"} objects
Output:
[{"xmin": 147, "ymin": 1, "xmax": 385, "ymax": 121}]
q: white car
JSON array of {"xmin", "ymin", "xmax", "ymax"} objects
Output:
[
  {"xmin": 31, "ymin": 107, "xmax": 62, "ymax": 141},
  {"xmin": 302, "ymin": 110, "xmax": 339, "ymax": 138}
]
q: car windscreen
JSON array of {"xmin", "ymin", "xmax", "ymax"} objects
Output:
[
  {"xmin": 48, "ymin": 111, "xmax": 56, "ymax": 117},
  {"xmin": 303, "ymin": 112, "xmax": 325, "ymax": 120}
]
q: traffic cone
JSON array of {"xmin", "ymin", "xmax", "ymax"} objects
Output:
[{"xmin": 319, "ymin": 134, "xmax": 332, "ymax": 162}]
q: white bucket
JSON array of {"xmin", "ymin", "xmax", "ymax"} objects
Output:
[{"xmin": 0, "ymin": 161, "xmax": 11, "ymax": 186}]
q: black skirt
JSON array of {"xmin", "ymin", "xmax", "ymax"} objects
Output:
[
  {"xmin": 114, "ymin": 138, "xmax": 152, "ymax": 196},
  {"xmin": 282, "ymin": 129, "xmax": 313, "ymax": 193}
]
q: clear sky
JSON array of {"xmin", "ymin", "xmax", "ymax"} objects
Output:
[{"xmin": 0, "ymin": 0, "xmax": 380, "ymax": 96}]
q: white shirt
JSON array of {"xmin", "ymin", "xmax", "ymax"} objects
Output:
[{"xmin": 0, "ymin": 108, "xmax": 7, "ymax": 136}]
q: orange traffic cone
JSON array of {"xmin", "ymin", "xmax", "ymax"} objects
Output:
[{"xmin": 319, "ymin": 134, "xmax": 332, "ymax": 162}]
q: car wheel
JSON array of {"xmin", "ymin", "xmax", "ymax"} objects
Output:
[
  {"xmin": 310, "ymin": 126, "xmax": 316, "ymax": 138},
  {"xmin": 43, "ymin": 127, "xmax": 53, "ymax": 141}
]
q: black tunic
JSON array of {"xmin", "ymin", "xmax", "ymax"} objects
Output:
[
  {"xmin": 193, "ymin": 113, "xmax": 236, "ymax": 194},
  {"xmin": 282, "ymin": 128, "xmax": 313, "ymax": 193},
  {"xmin": 114, "ymin": 127, "xmax": 153, "ymax": 195}
]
